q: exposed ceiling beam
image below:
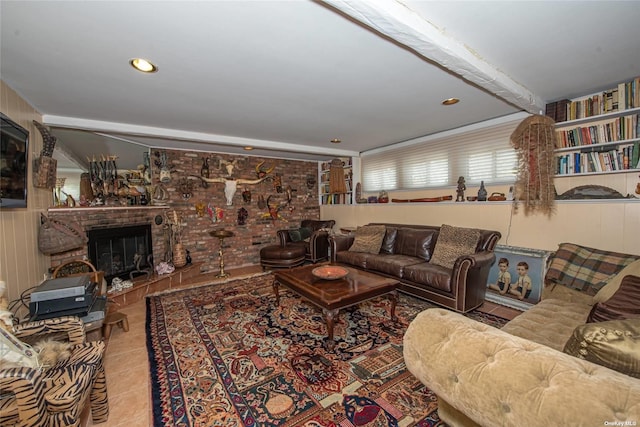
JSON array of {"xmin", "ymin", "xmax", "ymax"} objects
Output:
[{"xmin": 322, "ymin": 0, "xmax": 545, "ymax": 114}]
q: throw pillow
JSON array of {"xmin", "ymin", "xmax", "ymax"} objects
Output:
[
  {"xmin": 563, "ymin": 319, "xmax": 640, "ymax": 378},
  {"xmin": 430, "ymin": 224, "xmax": 482, "ymax": 269},
  {"xmin": 348, "ymin": 225, "xmax": 386, "ymax": 254},
  {"xmin": 593, "ymin": 259, "xmax": 640, "ymax": 304},
  {"xmin": 288, "ymin": 227, "xmax": 312, "ymax": 242},
  {"xmin": 545, "ymin": 243, "xmax": 639, "ymax": 296},
  {"xmin": 587, "ymin": 274, "xmax": 640, "ymax": 323}
]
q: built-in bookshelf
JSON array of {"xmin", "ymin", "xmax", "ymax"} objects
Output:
[
  {"xmin": 550, "ymin": 76, "xmax": 640, "ymax": 176},
  {"xmin": 319, "ymin": 157, "xmax": 353, "ymax": 205}
]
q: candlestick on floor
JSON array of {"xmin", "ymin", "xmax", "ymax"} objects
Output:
[{"xmin": 209, "ymin": 229, "xmax": 235, "ymax": 278}]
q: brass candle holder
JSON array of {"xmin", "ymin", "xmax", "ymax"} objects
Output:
[{"xmin": 209, "ymin": 229, "xmax": 235, "ymax": 278}]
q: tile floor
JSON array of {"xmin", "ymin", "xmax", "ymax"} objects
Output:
[{"xmin": 94, "ymin": 265, "xmax": 522, "ymax": 426}]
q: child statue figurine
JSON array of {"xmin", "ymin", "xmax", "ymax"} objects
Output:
[{"xmin": 456, "ymin": 176, "xmax": 466, "ymax": 202}]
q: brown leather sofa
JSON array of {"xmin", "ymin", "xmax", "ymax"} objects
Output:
[{"xmin": 330, "ymin": 223, "xmax": 501, "ymax": 312}]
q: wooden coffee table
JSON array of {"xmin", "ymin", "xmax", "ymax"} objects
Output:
[{"xmin": 273, "ymin": 264, "xmax": 399, "ymax": 350}]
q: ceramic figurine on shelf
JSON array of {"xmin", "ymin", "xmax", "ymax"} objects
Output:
[{"xmin": 456, "ymin": 176, "xmax": 466, "ymax": 202}]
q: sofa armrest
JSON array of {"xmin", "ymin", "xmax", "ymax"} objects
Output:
[
  {"xmin": 404, "ymin": 308, "xmax": 640, "ymax": 427},
  {"xmin": 329, "ymin": 235, "xmax": 354, "ymax": 262},
  {"xmin": 276, "ymin": 229, "xmax": 292, "ymax": 246},
  {"xmin": 447, "ymin": 251, "xmax": 495, "ymax": 312}
]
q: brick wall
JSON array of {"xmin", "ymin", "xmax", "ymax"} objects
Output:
[{"xmin": 49, "ymin": 150, "xmax": 320, "ymax": 273}]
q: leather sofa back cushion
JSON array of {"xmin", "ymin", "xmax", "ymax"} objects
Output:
[
  {"xmin": 393, "ymin": 228, "xmax": 438, "ymax": 260},
  {"xmin": 563, "ymin": 319, "xmax": 640, "ymax": 378},
  {"xmin": 380, "ymin": 227, "xmax": 398, "ymax": 254},
  {"xmin": 429, "ymin": 224, "xmax": 481, "ymax": 269}
]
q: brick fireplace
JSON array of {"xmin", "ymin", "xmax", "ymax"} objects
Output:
[{"xmin": 47, "ymin": 151, "xmax": 322, "ymax": 276}]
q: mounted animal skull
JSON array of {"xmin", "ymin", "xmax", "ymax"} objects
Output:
[
  {"xmin": 190, "ymin": 175, "xmax": 269, "ymax": 206},
  {"xmin": 218, "ymin": 158, "xmax": 243, "ymax": 177}
]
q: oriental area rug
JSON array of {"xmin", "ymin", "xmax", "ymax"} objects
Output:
[{"xmin": 146, "ymin": 272, "xmax": 507, "ymax": 427}]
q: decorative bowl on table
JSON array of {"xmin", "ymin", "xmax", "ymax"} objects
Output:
[{"xmin": 312, "ymin": 265, "xmax": 349, "ymax": 280}]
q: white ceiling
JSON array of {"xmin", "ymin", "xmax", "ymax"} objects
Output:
[{"xmin": 1, "ymin": 1, "xmax": 639, "ymax": 170}]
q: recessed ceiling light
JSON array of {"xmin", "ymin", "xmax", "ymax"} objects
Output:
[
  {"xmin": 130, "ymin": 58, "xmax": 158, "ymax": 73},
  {"xmin": 243, "ymin": 146, "xmax": 254, "ymax": 151},
  {"xmin": 442, "ymin": 98, "xmax": 460, "ymax": 105},
  {"xmin": 330, "ymin": 138, "xmax": 341, "ymax": 144}
]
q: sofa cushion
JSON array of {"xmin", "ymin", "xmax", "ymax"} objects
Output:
[
  {"xmin": 336, "ymin": 251, "xmax": 371, "ymax": 269},
  {"xmin": 501, "ymin": 298, "xmax": 591, "ymax": 351},
  {"xmin": 393, "ymin": 228, "xmax": 438, "ymax": 260},
  {"xmin": 349, "ymin": 225, "xmax": 386, "ymax": 254},
  {"xmin": 545, "ymin": 243, "xmax": 639, "ymax": 296},
  {"xmin": 429, "ymin": 224, "xmax": 481, "ymax": 269},
  {"xmin": 380, "ymin": 227, "xmax": 398, "ymax": 255},
  {"xmin": 365, "ymin": 254, "xmax": 424, "ymax": 277},
  {"xmin": 403, "ymin": 263, "xmax": 452, "ymax": 293},
  {"xmin": 593, "ymin": 259, "xmax": 640, "ymax": 304},
  {"xmin": 563, "ymin": 319, "xmax": 640, "ymax": 378}
]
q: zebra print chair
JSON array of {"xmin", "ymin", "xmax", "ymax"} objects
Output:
[{"xmin": 0, "ymin": 316, "xmax": 109, "ymax": 426}]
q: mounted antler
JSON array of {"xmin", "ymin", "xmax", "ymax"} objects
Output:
[{"xmin": 255, "ymin": 160, "xmax": 275, "ymax": 179}]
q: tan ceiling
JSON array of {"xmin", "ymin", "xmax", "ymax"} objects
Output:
[{"xmin": 1, "ymin": 1, "xmax": 639, "ymax": 170}]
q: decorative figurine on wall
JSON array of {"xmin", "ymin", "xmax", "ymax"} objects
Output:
[
  {"xmin": 178, "ymin": 178, "xmax": 194, "ymax": 200},
  {"xmin": 242, "ymin": 187, "xmax": 251, "ymax": 204},
  {"xmin": 194, "ymin": 200, "xmax": 206, "ymax": 217},
  {"xmin": 207, "ymin": 204, "xmax": 224, "ymax": 223},
  {"xmin": 200, "ymin": 157, "xmax": 210, "ymax": 178},
  {"xmin": 273, "ymin": 174, "xmax": 283, "ymax": 193},
  {"xmin": 261, "ymin": 195, "xmax": 287, "ymax": 221},
  {"xmin": 306, "ymin": 174, "xmax": 316, "ymax": 190},
  {"xmin": 456, "ymin": 176, "xmax": 466, "ymax": 202},
  {"xmin": 237, "ymin": 207, "xmax": 248, "ymax": 225},
  {"xmin": 154, "ymin": 151, "xmax": 172, "ymax": 183}
]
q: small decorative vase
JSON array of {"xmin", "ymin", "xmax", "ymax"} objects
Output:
[
  {"xmin": 477, "ymin": 181, "xmax": 487, "ymax": 201},
  {"xmin": 173, "ymin": 243, "xmax": 187, "ymax": 268}
]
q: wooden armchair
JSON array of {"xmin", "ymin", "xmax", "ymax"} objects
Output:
[{"xmin": 0, "ymin": 316, "xmax": 109, "ymax": 426}]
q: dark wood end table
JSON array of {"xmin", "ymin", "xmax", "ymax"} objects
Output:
[{"xmin": 273, "ymin": 264, "xmax": 399, "ymax": 350}]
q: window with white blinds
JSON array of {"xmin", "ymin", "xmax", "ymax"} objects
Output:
[{"xmin": 361, "ymin": 115, "xmax": 525, "ymax": 192}]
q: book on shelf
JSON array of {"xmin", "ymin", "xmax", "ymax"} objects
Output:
[{"xmin": 551, "ymin": 76, "xmax": 639, "ymax": 122}]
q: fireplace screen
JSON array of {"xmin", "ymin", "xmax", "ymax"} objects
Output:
[{"xmin": 87, "ymin": 224, "xmax": 152, "ymax": 284}]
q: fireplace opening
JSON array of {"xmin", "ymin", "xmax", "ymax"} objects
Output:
[{"xmin": 87, "ymin": 224, "xmax": 152, "ymax": 284}]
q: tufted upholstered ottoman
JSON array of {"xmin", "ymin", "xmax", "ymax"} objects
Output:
[{"xmin": 260, "ymin": 244, "xmax": 306, "ymax": 270}]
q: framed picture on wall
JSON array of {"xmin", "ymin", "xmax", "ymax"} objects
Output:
[
  {"xmin": 0, "ymin": 113, "xmax": 29, "ymax": 209},
  {"xmin": 486, "ymin": 244, "xmax": 551, "ymax": 311}
]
